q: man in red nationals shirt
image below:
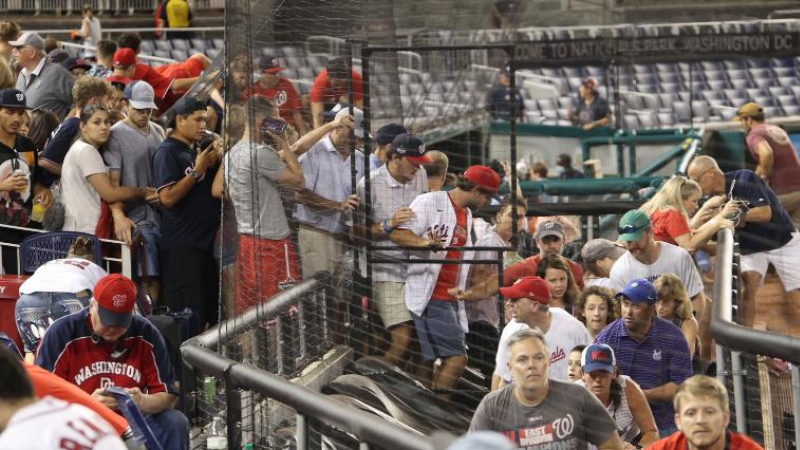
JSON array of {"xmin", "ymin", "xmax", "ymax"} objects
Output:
[
  {"xmin": 310, "ymin": 56, "xmax": 364, "ymax": 128},
  {"xmin": 36, "ymin": 274, "xmax": 189, "ymax": 450},
  {"xmin": 648, "ymin": 375, "xmax": 764, "ymax": 450},
  {"xmin": 247, "ymin": 56, "xmax": 308, "ymax": 135}
]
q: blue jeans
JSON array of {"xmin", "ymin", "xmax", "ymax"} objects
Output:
[
  {"xmin": 145, "ymin": 409, "xmax": 190, "ymax": 450},
  {"xmin": 15, "ymin": 292, "xmax": 89, "ymax": 352}
]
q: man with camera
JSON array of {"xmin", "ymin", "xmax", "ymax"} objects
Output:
[
  {"xmin": 36, "ymin": 274, "xmax": 189, "ymax": 450},
  {"xmin": 688, "ymin": 155, "xmax": 800, "ymax": 332},
  {"xmin": 152, "ymin": 97, "xmax": 221, "ymax": 328}
]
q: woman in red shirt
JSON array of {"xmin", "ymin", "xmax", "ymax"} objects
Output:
[{"xmin": 640, "ymin": 176, "xmax": 735, "ymax": 254}]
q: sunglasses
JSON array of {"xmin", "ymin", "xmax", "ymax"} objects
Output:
[{"xmin": 617, "ymin": 224, "xmax": 649, "ymax": 235}]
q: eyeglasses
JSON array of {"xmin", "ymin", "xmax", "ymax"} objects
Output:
[{"xmin": 617, "ymin": 224, "xmax": 649, "ymax": 235}]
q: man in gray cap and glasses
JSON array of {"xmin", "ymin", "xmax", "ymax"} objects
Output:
[
  {"xmin": 581, "ymin": 238, "xmax": 626, "ymax": 288},
  {"xmin": 11, "ymin": 32, "xmax": 74, "ymax": 120},
  {"xmin": 504, "ymin": 219, "xmax": 585, "ymax": 289}
]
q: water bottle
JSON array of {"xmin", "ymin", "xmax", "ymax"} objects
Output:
[{"xmin": 206, "ymin": 416, "xmax": 227, "ymax": 449}]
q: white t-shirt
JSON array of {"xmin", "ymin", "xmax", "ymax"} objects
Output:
[
  {"xmin": 584, "ymin": 277, "xmax": 614, "ymax": 289},
  {"xmin": 0, "ymin": 396, "xmax": 126, "ymax": 450},
  {"xmin": 61, "ymin": 140, "xmax": 109, "ymax": 234},
  {"xmin": 495, "ymin": 308, "xmax": 592, "ymax": 383},
  {"xmin": 19, "ymin": 258, "xmax": 108, "ymax": 295},
  {"xmin": 609, "ymin": 242, "xmax": 704, "ymax": 298}
]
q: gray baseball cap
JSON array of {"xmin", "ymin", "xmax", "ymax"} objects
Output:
[
  {"xmin": 9, "ymin": 32, "xmax": 45, "ymax": 51},
  {"xmin": 536, "ymin": 220, "xmax": 565, "ymax": 239},
  {"xmin": 124, "ymin": 80, "xmax": 158, "ymax": 110},
  {"xmin": 581, "ymin": 238, "xmax": 626, "ymax": 263}
]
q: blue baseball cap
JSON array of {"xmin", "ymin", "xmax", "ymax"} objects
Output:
[
  {"xmin": 616, "ymin": 278, "xmax": 658, "ymax": 305},
  {"xmin": 581, "ymin": 344, "xmax": 616, "ymax": 373},
  {"xmin": 375, "ymin": 123, "xmax": 408, "ymax": 146},
  {"xmin": 391, "ymin": 133, "xmax": 433, "ymax": 164},
  {"xmin": 0, "ymin": 89, "xmax": 32, "ymax": 110}
]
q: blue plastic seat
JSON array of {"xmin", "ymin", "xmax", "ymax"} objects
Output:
[
  {"xmin": 20, "ymin": 232, "xmax": 102, "ymax": 274},
  {"xmin": 105, "ymin": 388, "xmax": 165, "ymax": 450}
]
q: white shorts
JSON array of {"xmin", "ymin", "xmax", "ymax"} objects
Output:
[
  {"xmin": 373, "ymin": 281, "xmax": 412, "ymax": 329},
  {"xmin": 740, "ymin": 231, "xmax": 800, "ymax": 291}
]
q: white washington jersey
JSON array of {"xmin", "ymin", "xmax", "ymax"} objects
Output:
[{"xmin": 0, "ymin": 396, "xmax": 126, "ymax": 450}]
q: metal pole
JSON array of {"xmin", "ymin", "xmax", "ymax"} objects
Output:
[
  {"xmin": 730, "ymin": 351, "xmax": 748, "ymax": 434},
  {"xmin": 792, "ymin": 364, "xmax": 800, "ymax": 450},
  {"xmin": 297, "ymin": 413, "xmax": 309, "ymax": 450},
  {"xmin": 715, "ymin": 344, "xmax": 727, "ymax": 386},
  {"xmin": 225, "ymin": 371, "xmax": 242, "ymax": 450}
]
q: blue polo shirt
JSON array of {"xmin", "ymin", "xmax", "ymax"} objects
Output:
[
  {"xmin": 725, "ymin": 170, "xmax": 795, "ymax": 255},
  {"xmin": 595, "ymin": 317, "xmax": 692, "ymax": 432},
  {"xmin": 152, "ymin": 137, "xmax": 220, "ymax": 252}
]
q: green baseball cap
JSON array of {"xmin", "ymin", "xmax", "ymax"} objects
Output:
[{"xmin": 617, "ymin": 210, "xmax": 651, "ymax": 242}]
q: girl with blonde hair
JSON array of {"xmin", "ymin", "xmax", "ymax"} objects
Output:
[
  {"xmin": 654, "ymin": 274, "xmax": 699, "ymax": 358},
  {"xmin": 640, "ymin": 175, "xmax": 734, "ymax": 254}
]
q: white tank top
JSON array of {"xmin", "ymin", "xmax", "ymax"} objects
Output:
[{"xmin": 578, "ymin": 375, "xmax": 640, "ymax": 446}]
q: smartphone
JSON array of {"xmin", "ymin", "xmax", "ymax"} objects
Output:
[{"xmin": 261, "ymin": 118, "xmax": 288, "ymax": 136}]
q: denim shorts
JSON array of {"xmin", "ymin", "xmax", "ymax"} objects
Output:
[
  {"xmin": 136, "ymin": 225, "xmax": 160, "ymax": 277},
  {"xmin": 412, "ymin": 299, "xmax": 466, "ymax": 361},
  {"xmin": 15, "ymin": 292, "xmax": 89, "ymax": 352}
]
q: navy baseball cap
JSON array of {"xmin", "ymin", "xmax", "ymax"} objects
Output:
[
  {"xmin": 173, "ymin": 97, "xmax": 207, "ymax": 116},
  {"xmin": 376, "ymin": 123, "xmax": 408, "ymax": 146},
  {"xmin": 581, "ymin": 344, "xmax": 616, "ymax": 373},
  {"xmin": 0, "ymin": 89, "xmax": 32, "ymax": 110},
  {"xmin": 391, "ymin": 133, "xmax": 433, "ymax": 164},
  {"xmin": 616, "ymin": 278, "xmax": 658, "ymax": 305},
  {"xmin": 62, "ymin": 57, "xmax": 92, "ymax": 72}
]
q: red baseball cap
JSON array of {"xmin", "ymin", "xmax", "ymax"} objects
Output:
[
  {"xmin": 113, "ymin": 48, "xmax": 137, "ymax": 67},
  {"xmin": 94, "ymin": 274, "xmax": 137, "ymax": 328},
  {"xmin": 464, "ymin": 165, "xmax": 502, "ymax": 193},
  {"xmin": 499, "ymin": 276, "xmax": 551, "ymax": 304}
]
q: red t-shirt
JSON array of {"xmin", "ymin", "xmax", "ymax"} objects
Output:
[
  {"xmin": 650, "ymin": 209, "xmax": 691, "ymax": 246},
  {"xmin": 648, "ymin": 430, "xmax": 764, "ymax": 450},
  {"xmin": 245, "ymin": 78, "xmax": 302, "ymax": 127},
  {"xmin": 133, "ymin": 62, "xmax": 174, "ymax": 102},
  {"xmin": 746, "ymin": 123, "xmax": 800, "ymax": 195},
  {"xmin": 503, "ymin": 254, "xmax": 585, "ymax": 290},
  {"xmin": 431, "ymin": 200, "xmax": 468, "ymax": 301},
  {"xmin": 26, "ymin": 364, "xmax": 129, "ymax": 435},
  {"xmin": 310, "ymin": 69, "xmax": 364, "ymax": 104},
  {"xmin": 154, "ymin": 54, "xmax": 206, "ymax": 92}
]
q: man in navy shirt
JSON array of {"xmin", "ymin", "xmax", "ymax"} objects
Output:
[
  {"xmin": 152, "ymin": 97, "xmax": 221, "ymax": 328},
  {"xmin": 486, "ymin": 69, "xmax": 524, "ymax": 122},
  {"xmin": 596, "ymin": 278, "xmax": 693, "ymax": 437},
  {"xmin": 688, "ymin": 155, "xmax": 800, "ymax": 332}
]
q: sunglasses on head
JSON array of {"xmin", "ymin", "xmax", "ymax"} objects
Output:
[{"xmin": 618, "ymin": 224, "xmax": 649, "ymax": 235}]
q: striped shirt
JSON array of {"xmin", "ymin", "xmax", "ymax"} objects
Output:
[{"xmin": 595, "ymin": 317, "xmax": 692, "ymax": 432}]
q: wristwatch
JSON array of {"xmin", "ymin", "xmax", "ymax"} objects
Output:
[
  {"xmin": 382, "ymin": 219, "xmax": 393, "ymax": 234},
  {"xmin": 185, "ymin": 167, "xmax": 204, "ymax": 181}
]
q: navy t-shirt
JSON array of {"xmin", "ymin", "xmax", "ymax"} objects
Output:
[
  {"xmin": 40, "ymin": 117, "xmax": 80, "ymax": 187},
  {"xmin": 726, "ymin": 169, "xmax": 795, "ymax": 254},
  {"xmin": 152, "ymin": 137, "xmax": 221, "ymax": 252},
  {"xmin": 573, "ymin": 96, "xmax": 609, "ymax": 125},
  {"xmin": 487, "ymin": 85, "xmax": 524, "ymax": 121}
]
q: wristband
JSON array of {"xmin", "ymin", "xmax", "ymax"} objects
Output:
[{"xmin": 383, "ymin": 219, "xmax": 393, "ymax": 234}]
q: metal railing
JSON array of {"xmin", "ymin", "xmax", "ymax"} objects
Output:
[
  {"xmin": 181, "ymin": 272, "xmax": 444, "ymax": 450},
  {"xmin": 0, "ymin": 223, "xmax": 132, "ymax": 277},
  {"xmin": 3, "ymin": 0, "xmax": 223, "ymax": 13},
  {"xmin": 711, "ymin": 228, "xmax": 800, "ymax": 448}
]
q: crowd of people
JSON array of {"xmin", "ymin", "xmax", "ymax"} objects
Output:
[{"xmin": 0, "ymin": 19, "xmax": 796, "ymax": 450}]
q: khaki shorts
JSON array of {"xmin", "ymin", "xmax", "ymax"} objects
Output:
[{"xmin": 373, "ymin": 281, "xmax": 412, "ymax": 329}]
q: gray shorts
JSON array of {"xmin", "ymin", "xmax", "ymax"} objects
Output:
[{"xmin": 373, "ymin": 282, "xmax": 411, "ymax": 329}]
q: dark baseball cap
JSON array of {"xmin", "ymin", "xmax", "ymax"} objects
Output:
[
  {"xmin": 172, "ymin": 97, "xmax": 207, "ymax": 115},
  {"xmin": 391, "ymin": 133, "xmax": 433, "ymax": 165},
  {"xmin": 259, "ymin": 56, "xmax": 284, "ymax": 74},
  {"xmin": 62, "ymin": 57, "xmax": 92, "ymax": 72},
  {"xmin": 581, "ymin": 344, "xmax": 616, "ymax": 374},
  {"xmin": 0, "ymin": 89, "xmax": 32, "ymax": 110},
  {"xmin": 376, "ymin": 123, "xmax": 408, "ymax": 146}
]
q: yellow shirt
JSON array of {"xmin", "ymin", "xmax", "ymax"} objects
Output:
[{"xmin": 166, "ymin": 0, "xmax": 190, "ymax": 28}]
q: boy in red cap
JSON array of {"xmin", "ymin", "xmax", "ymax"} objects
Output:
[
  {"xmin": 390, "ymin": 165, "xmax": 500, "ymax": 397},
  {"xmin": 36, "ymin": 274, "xmax": 190, "ymax": 450}
]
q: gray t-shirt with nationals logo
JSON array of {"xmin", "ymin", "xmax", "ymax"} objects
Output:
[{"xmin": 470, "ymin": 381, "xmax": 617, "ymax": 450}]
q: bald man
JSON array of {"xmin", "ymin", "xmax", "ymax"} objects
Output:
[{"xmin": 688, "ymin": 155, "xmax": 800, "ymax": 331}]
